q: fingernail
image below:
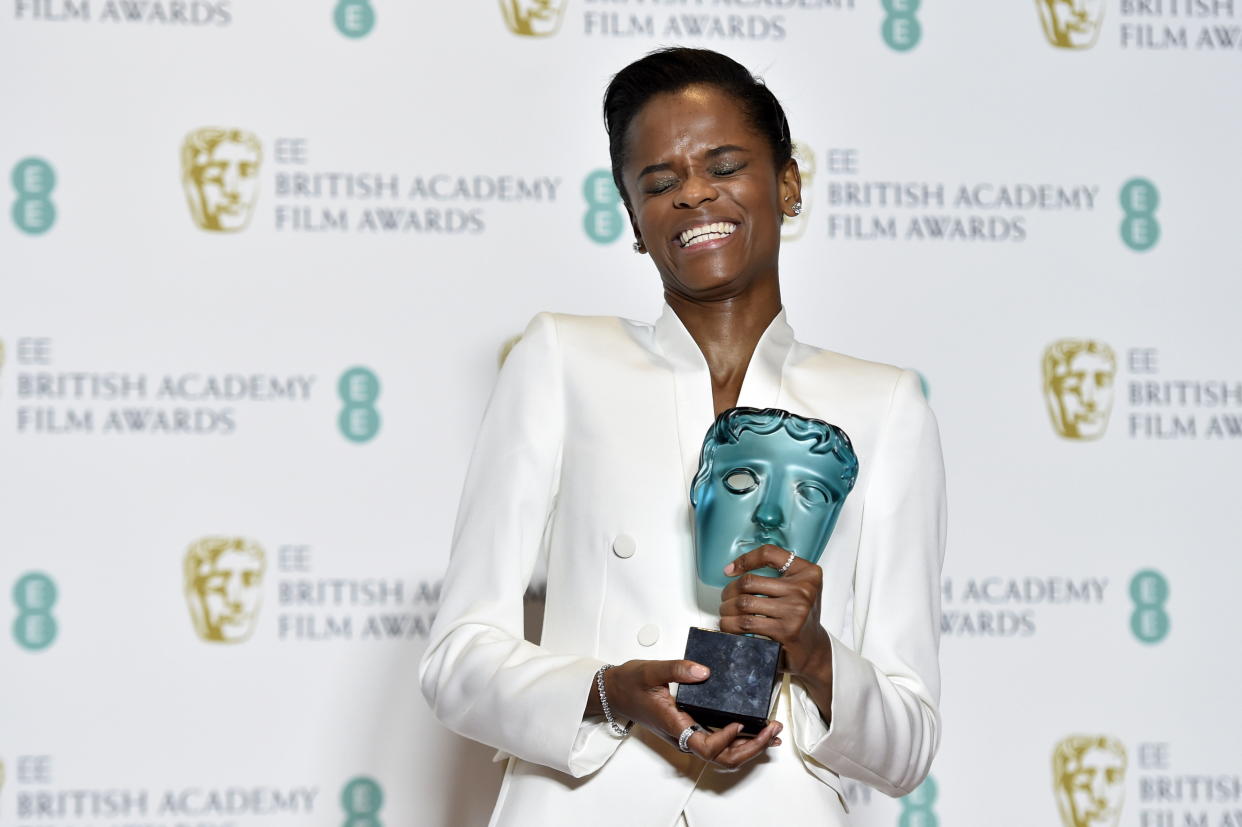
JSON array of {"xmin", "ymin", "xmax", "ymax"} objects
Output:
[
  {"xmin": 690, "ymin": 664, "xmax": 709, "ymax": 679},
  {"xmin": 723, "ymin": 563, "xmax": 735, "ymax": 575},
  {"xmin": 775, "ymin": 723, "xmax": 783, "ymax": 735}
]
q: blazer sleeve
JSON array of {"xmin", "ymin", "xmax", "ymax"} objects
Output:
[
  {"xmin": 418, "ymin": 312, "xmax": 621, "ymax": 777},
  {"xmin": 789, "ymin": 368, "xmax": 947, "ymax": 797}
]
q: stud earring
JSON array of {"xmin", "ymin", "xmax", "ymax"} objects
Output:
[
  {"xmin": 792, "ymin": 201, "xmax": 803, "ymax": 216},
  {"xmin": 632, "ymin": 241, "xmax": 645, "ymax": 254}
]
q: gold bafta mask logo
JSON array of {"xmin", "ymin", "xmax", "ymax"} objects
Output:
[
  {"xmin": 1043, "ymin": 339, "xmax": 1116, "ymax": 440},
  {"xmin": 781, "ymin": 141, "xmax": 814, "ymax": 242},
  {"xmin": 184, "ymin": 536, "xmax": 266, "ymax": 643},
  {"xmin": 181, "ymin": 127, "xmax": 262, "ymax": 232},
  {"xmin": 1037, "ymin": 0, "xmax": 1105, "ymax": 49},
  {"xmin": 1053, "ymin": 736, "xmax": 1127, "ymax": 827},
  {"xmin": 499, "ymin": 0, "xmax": 567, "ymax": 36}
]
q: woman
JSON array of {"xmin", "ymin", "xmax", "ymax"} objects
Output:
[{"xmin": 419, "ymin": 47, "xmax": 946, "ymax": 826}]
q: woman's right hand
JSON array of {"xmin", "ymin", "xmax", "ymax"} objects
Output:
[{"xmin": 589, "ymin": 659, "xmax": 783, "ymax": 770}]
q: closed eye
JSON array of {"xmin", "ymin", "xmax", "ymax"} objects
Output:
[
  {"xmin": 797, "ymin": 483, "xmax": 833, "ymax": 505},
  {"xmin": 645, "ymin": 176, "xmax": 678, "ymax": 195}
]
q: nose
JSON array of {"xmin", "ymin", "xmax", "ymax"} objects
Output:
[
  {"xmin": 752, "ymin": 486, "xmax": 785, "ymax": 530},
  {"xmin": 1090, "ymin": 775, "xmax": 1108, "ymax": 807},
  {"xmin": 1080, "ymin": 375, "xmax": 1098, "ymax": 408},
  {"xmin": 222, "ymin": 164, "xmax": 240, "ymax": 197},
  {"xmin": 224, "ymin": 574, "xmax": 244, "ymax": 607},
  {"xmin": 675, "ymin": 170, "xmax": 718, "ymax": 209}
]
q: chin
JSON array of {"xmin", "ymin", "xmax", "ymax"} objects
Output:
[{"xmin": 667, "ymin": 268, "xmax": 764, "ymax": 301}]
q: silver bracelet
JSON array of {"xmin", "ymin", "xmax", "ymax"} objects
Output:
[{"xmin": 595, "ymin": 664, "xmax": 632, "ymax": 737}]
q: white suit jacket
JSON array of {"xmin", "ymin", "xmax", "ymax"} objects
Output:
[{"xmin": 419, "ymin": 306, "xmax": 947, "ymax": 826}]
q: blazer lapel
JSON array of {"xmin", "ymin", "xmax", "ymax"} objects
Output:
[
  {"xmin": 654, "ymin": 304, "xmax": 713, "ymax": 498},
  {"xmin": 736, "ymin": 307, "xmax": 794, "ymax": 412}
]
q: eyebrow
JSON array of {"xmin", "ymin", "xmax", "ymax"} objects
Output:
[{"xmin": 635, "ymin": 145, "xmax": 751, "ymax": 179}]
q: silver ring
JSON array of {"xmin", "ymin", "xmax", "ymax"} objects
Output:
[
  {"xmin": 677, "ymin": 724, "xmax": 704, "ymax": 753},
  {"xmin": 777, "ymin": 551, "xmax": 796, "ymax": 576}
]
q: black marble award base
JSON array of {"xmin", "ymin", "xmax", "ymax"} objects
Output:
[{"xmin": 675, "ymin": 627, "xmax": 781, "ymax": 737}]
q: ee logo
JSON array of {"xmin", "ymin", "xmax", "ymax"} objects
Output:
[
  {"xmin": 13, "ymin": 572, "xmax": 58, "ymax": 651},
  {"xmin": 334, "ymin": 0, "xmax": 375, "ymax": 38},
  {"xmin": 338, "ymin": 367, "xmax": 381, "ymax": 443},
  {"xmin": 341, "ymin": 776, "xmax": 383, "ymax": 827},
  {"xmin": 1130, "ymin": 569, "xmax": 1169, "ymax": 644},
  {"xmin": 899, "ymin": 776, "xmax": 938, "ymax": 827},
  {"xmin": 1120, "ymin": 178, "xmax": 1160, "ymax": 252},
  {"xmin": 882, "ymin": 0, "xmax": 921, "ymax": 52},
  {"xmin": 582, "ymin": 170, "xmax": 624, "ymax": 244},
  {"xmin": 11, "ymin": 158, "xmax": 56, "ymax": 235}
]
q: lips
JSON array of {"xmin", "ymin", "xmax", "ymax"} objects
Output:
[
  {"xmin": 735, "ymin": 531, "xmax": 788, "ymax": 553},
  {"xmin": 677, "ymin": 220, "xmax": 738, "ymax": 248}
]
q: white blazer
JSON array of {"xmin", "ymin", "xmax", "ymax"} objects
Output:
[{"xmin": 419, "ymin": 306, "xmax": 947, "ymax": 826}]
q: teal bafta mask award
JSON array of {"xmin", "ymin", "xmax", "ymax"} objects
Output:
[{"xmin": 676, "ymin": 407, "xmax": 859, "ymax": 735}]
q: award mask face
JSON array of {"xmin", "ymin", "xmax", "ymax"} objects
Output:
[
  {"xmin": 1052, "ymin": 736, "xmax": 1127, "ymax": 827},
  {"xmin": 1036, "ymin": 0, "xmax": 1104, "ymax": 49},
  {"xmin": 690, "ymin": 408, "xmax": 858, "ymax": 588},
  {"xmin": 1043, "ymin": 339, "xmax": 1116, "ymax": 441},
  {"xmin": 498, "ymin": 0, "xmax": 568, "ymax": 36},
  {"xmin": 181, "ymin": 127, "xmax": 262, "ymax": 232},
  {"xmin": 184, "ymin": 536, "xmax": 266, "ymax": 643}
]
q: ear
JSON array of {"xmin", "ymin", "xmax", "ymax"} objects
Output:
[
  {"xmin": 778, "ymin": 158, "xmax": 802, "ymax": 218},
  {"xmin": 625, "ymin": 199, "xmax": 646, "ymax": 253}
]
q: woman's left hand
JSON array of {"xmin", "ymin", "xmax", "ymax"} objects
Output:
[{"xmin": 718, "ymin": 545, "xmax": 832, "ymax": 681}]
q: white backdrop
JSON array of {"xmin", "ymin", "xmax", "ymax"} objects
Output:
[{"xmin": 3, "ymin": 1, "xmax": 1241, "ymax": 825}]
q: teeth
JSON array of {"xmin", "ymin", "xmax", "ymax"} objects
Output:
[
  {"xmin": 680, "ymin": 222, "xmax": 736, "ymax": 247},
  {"xmin": 685, "ymin": 232, "xmax": 728, "ymax": 247}
]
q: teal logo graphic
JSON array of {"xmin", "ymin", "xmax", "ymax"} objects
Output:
[
  {"xmin": 341, "ymin": 776, "xmax": 383, "ymax": 827},
  {"xmin": 882, "ymin": 0, "xmax": 921, "ymax": 52},
  {"xmin": 13, "ymin": 572, "xmax": 58, "ymax": 651},
  {"xmin": 338, "ymin": 367, "xmax": 381, "ymax": 443},
  {"xmin": 582, "ymin": 169, "xmax": 624, "ymax": 244},
  {"xmin": 334, "ymin": 0, "xmax": 375, "ymax": 38},
  {"xmin": 11, "ymin": 158, "xmax": 57, "ymax": 235},
  {"xmin": 899, "ymin": 776, "xmax": 938, "ymax": 827},
  {"xmin": 1120, "ymin": 178, "xmax": 1160, "ymax": 252},
  {"xmin": 1129, "ymin": 569, "xmax": 1169, "ymax": 644}
]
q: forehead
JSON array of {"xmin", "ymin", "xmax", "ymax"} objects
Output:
[
  {"xmin": 712, "ymin": 429, "xmax": 839, "ymax": 473},
  {"xmin": 208, "ymin": 141, "xmax": 258, "ymax": 162},
  {"xmin": 624, "ymin": 84, "xmax": 766, "ymax": 165},
  {"xmin": 1066, "ymin": 351, "xmax": 1111, "ymax": 371},
  {"xmin": 212, "ymin": 549, "xmax": 262, "ymax": 570},
  {"xmin": 1078, "ymin": 747, "xmax": 1123, "ymax": 768}
]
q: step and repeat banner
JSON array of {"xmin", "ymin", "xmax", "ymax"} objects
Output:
[{"xmin": 3, "ymin": 1, "xmax": 1240, "ymax": 826}]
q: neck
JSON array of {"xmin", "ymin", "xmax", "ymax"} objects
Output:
[{"xmin": 665, "ymin": 277, "xmax": 782, "ymax": 414}]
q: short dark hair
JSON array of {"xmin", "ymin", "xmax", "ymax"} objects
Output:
[{"xmin": 603, "ymin": 48, "xmax": 793, "ymax": 205}]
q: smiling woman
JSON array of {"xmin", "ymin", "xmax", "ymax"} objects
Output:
[
  {"xmin": 606, "ymin": 55, "xmax": 798, "ymax": 318},
  {"xmin": 419, "ymin": 47, "xmax": 947, "ymax": 827}
]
